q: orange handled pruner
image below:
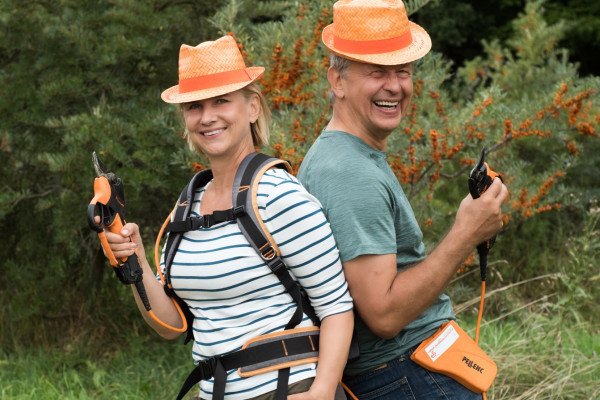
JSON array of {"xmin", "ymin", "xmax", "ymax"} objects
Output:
[
  {"xmin": 87, "ymin": 152, "xmax": 187, "ymax": 333},
  {"xmin": 468, "ymin": 147, "xmax": 503, "ymax": 348},
  {"xmin": 468, "ymin": 146, "xmax": 503, "ymax": 281},
  {"xmin": 87, "ymin": 152, "xmax": 151, "ymax": 311}
]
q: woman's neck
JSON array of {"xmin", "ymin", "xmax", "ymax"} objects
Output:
[{"xmin": 201, "ymin": 146, "xmax": 255, "ymax": 214}]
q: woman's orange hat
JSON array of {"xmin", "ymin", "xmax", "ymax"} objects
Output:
[
  {"xmin": 322, "ymin": 0, "xmax": 431, "ymax": 65},
  {"xmin": 161, "ymin": 35, "xmax": 264, "ymax": 104}
]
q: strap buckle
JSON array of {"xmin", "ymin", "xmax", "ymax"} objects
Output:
[
  {"xmin": 200, "ymin": 357, "xmax": 218, "ymax": 379},
  {"xmin": 189, "ymin": 215, "xmax": 212, "ymax": 230},
  {"xmin": 260, "ymin": 244, "xmax": 277, "ymax": 261},
  {"xmin": 232, "ymin": 205, "xmax": 245, "ymax": 218}
]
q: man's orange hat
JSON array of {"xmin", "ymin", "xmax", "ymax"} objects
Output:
[{"xmin": 322, "ymin": 0, "xmax": 431, "ymax": 65}]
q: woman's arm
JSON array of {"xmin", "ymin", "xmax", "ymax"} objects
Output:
[
  {"xmin": 100, "ymin": 220, "xmax": 184, "ymax": 339},
  {"xmin": 289, "ymin": 310, "xmax": 354, "ymax": 400}
]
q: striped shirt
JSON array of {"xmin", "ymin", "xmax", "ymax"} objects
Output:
[{"xmin": 161, "ymin": 168, "xmax": 353, "ymax": 399}]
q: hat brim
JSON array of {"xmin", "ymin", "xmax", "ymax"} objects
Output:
[
  {"xmin": 322, "ymin": 22, "xmax": 431, "ymax": 65},
  {"xmin": 161, "ymin": 67, "xmax": 265, "ymax": 104}
]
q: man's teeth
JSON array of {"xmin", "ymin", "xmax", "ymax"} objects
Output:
[
  {"xmin": 374, "ymin": 101, "xmax": 398, "ymax": 108},
  {"xmin": 203, "ymin": 128, "xmax": 224, "ymax": 136}
]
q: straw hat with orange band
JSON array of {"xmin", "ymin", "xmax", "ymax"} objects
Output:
[
  {"xmin": 161, "ymin": 35, "xmax": 264, "ymax": 104},
  {"xmin": 322, "ymin": 0, "xmax": 431, "ymax": 65}
]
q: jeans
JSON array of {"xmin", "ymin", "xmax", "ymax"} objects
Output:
[{"xmin": 342, "ymin": 346, "xmax": 484, "ymax": 400}]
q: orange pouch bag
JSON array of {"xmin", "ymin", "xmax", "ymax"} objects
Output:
[{"xmin": 410, "ymin": 320, "xmax": 497, "ymax": 394}]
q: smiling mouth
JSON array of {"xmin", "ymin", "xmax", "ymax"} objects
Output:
[
  {"xmin": 202, "ymin": 128, "xmax": 225, "ymax": 137},
  {"xmin": 373, "ymin": 100, "xmax": 399, "ymax": 109}
]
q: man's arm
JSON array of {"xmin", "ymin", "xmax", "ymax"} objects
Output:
[{"xmin": 343, "ymin": 179, "xmax": 508, "ymax": 339}]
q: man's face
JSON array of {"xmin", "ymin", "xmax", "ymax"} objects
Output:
[{"xmin": 339, "ymin": 61, "xmax": 413, "ymax": 144}]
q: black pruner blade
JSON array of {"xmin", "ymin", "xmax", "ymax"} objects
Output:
[
  {"xmin": 88, "ymin": 151, "xmax": 127, "ymax": 228},
  {"xmin": 468, "ymin": 147, "xmax": 489, "ymax": 199},
  {"xmin": 92, "ymin": 151, "xmax": 119, "ymax": 184}
]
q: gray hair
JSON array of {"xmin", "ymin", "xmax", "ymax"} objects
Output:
[{"xmin": 328, "ymin": 53, "xmax": 354, "ymax": 104}]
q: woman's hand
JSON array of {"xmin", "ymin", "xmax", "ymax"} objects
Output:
[
  {"xmin": 287, "ymin": 384, "xmax": 335, "ymax": 400},
  {"xmin": 94, "ymin": 216, "xmax": 146, "ymax": 261}
]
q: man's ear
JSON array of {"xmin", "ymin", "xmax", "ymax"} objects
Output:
[{"xmin": 327, "ymin": 66, "xmax": 345, "ymax": 100}]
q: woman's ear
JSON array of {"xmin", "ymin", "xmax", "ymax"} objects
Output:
[
  {"xmin": 248, "ymin": 93, "xmax": 260, "ymax": 124},
  {"xmin": 327, "ymin": 66, "xmax": 345, "ymax": 100}
]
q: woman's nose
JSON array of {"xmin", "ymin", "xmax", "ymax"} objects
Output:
[{"xmin": 199, "ymin": 105, "xmax": 217, "ymax": 125}]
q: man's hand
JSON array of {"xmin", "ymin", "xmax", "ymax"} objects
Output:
[{"xmin": 452, "ymin": 178, "xmax": 508, "ymax": 249}]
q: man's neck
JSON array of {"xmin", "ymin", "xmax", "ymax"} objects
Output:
[{"xmin": 326, "ymin": 114, "xmax": 388, "ymax": 151}]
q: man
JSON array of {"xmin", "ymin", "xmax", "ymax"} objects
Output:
[{"xmin": 297, "ymin": 0, "xmax": 508, "ymax": 399}]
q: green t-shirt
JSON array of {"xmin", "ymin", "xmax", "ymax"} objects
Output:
[{"xmin": 297, "ymin": 130, "xmax": 455, "ymax": 375}]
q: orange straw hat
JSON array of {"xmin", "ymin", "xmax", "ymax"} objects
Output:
[
  {"xmin": 161, "ymin": 35, "xmax": 264, "ymax": 104},
  {"xmin": 322, "ymin": 0, "xmax": 431, "ymax": 65}
]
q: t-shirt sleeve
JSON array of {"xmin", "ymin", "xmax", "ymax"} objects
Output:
[
  {"xmin": 308, "ymin": 165, "xmax": 397, "ymax": 263},
  {"xmin": 258, "ymin": 169, "xmax": 353, "ymax": 321}
]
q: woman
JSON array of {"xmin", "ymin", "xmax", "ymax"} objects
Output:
[{"xmin": 100, "ymin": 35, "xmax": 354, "ymax": 400}]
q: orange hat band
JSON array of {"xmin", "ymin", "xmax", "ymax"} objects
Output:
[
  {"xmin": 179, "ymin": 68, "xmax": 252, "ymax": 94},
  {"xmin": 333, "ymin": 30, "xmax": 413, "ymax": 55}
]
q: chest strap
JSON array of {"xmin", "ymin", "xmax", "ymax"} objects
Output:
[{"xmin": 164, "ymin": 206, "xmax": 246, "ymax": 232}]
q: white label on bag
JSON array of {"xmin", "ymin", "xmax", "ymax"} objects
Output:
[{"xmin": 425, "ymin": 324, "xmax": 459, "ymax": 362}]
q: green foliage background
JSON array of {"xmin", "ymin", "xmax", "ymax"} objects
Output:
[{"xmin": 1, "ymin": 0, "xmax": 598, "ymax": 398}]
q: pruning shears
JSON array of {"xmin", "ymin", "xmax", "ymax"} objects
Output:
[
  {"xmin": 468, "ymin": 147, "xmax": 503, "ymax": 346},
  {"xmin": 468, "ymin": 147, "xmax": 503, "ymax": 282},
  {"xmin": 87, "ymin": 152, "xmax": 151, "ymax": 311}
]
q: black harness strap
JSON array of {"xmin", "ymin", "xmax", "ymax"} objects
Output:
[
  {"xmin": 232, "ymin": 154, "xmax": 318, "ymax": 400},
  {"xmin": 175, "ymin": 330, "xmax": 321, "ymax": 400},
  {"xmin": 163, "ymin": 169, "xmax": 213, "ymax": 345}
]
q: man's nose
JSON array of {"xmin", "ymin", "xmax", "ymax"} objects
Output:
[{"xmin": 383, "ymin": 72, "xmax": 401, "ymax": 93}]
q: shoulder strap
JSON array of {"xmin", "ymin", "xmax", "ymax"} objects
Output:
[
  {"xmin": 163, "ymin": 169, "xmax": 214, "ymax": 345},
  {"xmin": 233, "ymin": 153, "xmax": 319, "ymax": 328},
  {"xmin": 232, "ymin": 153, "xmax": 317, "ymax": 400},
  {"xmin": 233, "ymin": 152, "xmax": 290, "ymax": 261}
]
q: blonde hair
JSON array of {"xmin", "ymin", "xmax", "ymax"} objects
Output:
[
  {"xmin": 179, "ymin": 82, "xmax": 270, "ymax": 153},
  {"xmin": 241, "ymin": 82, "xmax": 270, "ymax": 147}
]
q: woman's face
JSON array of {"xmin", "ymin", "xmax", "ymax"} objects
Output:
[{"xmin": 182, "ymin": 89, "xmax": 259, "ymax": 159}]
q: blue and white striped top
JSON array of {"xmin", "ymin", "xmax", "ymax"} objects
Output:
[{"xmin": 161, "ymin": 168, "xmax": 353, "ymax": 399}]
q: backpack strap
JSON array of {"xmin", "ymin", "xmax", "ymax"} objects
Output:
[
  {"xmin": 231, "ymin": 153, "xmax": 319, "ymax": 400},
  {"xmin": 233, "ymin": 153, "xmax": 319, "ymax": 328},
  {"xmin": 163, "ymin": 169, "xmax": 214, "ymax": 345}
]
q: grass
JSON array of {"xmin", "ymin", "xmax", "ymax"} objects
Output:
[
  {"xmin": 459, "ymin": 315, "xmax": 599, "ymax": 400},
  {"xmin": 0, "ymin": 332, "xmax": 191, "ymax": 399}
]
